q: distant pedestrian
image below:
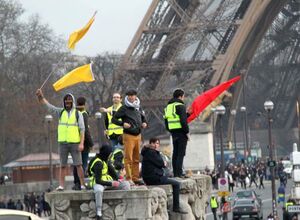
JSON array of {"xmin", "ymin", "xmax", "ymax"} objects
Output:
[
  {"xmin": 220, "ymin": 196, "xmax": 230, "ymax": 220},
  {"xmin": 258, "ymin": 167, "xmax": 264, "ymax": 189},
  {"xmin": 210, "ymin": 195, "xmax": 218, "ymax": 220},
  {"xmin": 278, "ymin": 183, "xmax": 285, "ymax": 204},
  {"xmin": 15, "ymin": 199, "xmax": 23, "ymax": 210}
]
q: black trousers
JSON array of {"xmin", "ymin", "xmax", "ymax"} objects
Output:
[
  {"xmin": 144, "ymin": 176, "xmax": 180, "ymax": 210},
  {"xmin": 171, "ymin": 133, "xmax": 188, "ymax": 177}
]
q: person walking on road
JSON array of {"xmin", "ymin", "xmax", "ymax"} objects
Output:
[
  {"xmin": 258, "ymin": 166, "xmax": 265, "ymax": 189},
  {"xmin": 164, "ymin": 88, "xmax": 190, "ymax": 177},
  {"xmin": 278, "ymin": 183, "xmax": 286, "ymax": 204},
  {"xmin": 36, "ymin": 89, "xmax": 86, "ymax": 191},
  {"xmin": 100, "ymin": 93, "xmax": 123, "ymax": 150},
  {"xmin": 112, "ymin": 89, "xmax": 147, "ymax": 185},
  {"xmin": 210, "ymin": 195, "xmax": 218, "ymax": 220}
]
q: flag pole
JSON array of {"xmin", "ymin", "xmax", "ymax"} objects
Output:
[{"xmin": 39, "ymin": 55, "xmax": 65, "ymax": 90}]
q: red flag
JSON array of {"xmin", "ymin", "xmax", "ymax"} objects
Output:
[{"xmin": 187, "ymin": 75, "xmax": 241, "ymax": 123}]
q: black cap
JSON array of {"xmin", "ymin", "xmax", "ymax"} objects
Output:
[{"xmin": 126, "ymin": 89, "xmax": 137, "ymax": 96}]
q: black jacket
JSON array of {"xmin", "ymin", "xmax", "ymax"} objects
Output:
[
  {"xmin": 164, "ymin": 98, "xmax": 189, "ymax": 135},
  {"xmin": 87, "ymin": 145, "xmax": 118, "ymax": 186},
  {"xmin": 112, "ymin": 105, "xmax": 147, "ymax": 135},
  {"xmin": 81, "ymin": 111, "xmax": 94, "ymax": 152},
  {"xmin": 141, "ymin": 146, "xmax": 165, "ymax": 184}
]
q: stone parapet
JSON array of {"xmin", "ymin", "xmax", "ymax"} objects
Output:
[{"xmin": 45, "ymin": 175, "xmax": 211, "ymax": 220}]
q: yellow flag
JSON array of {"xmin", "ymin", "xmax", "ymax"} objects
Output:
[
  {"xmin": 53, "ymin": 63, "xmax": 95, "ymax": 91},
  {"xmin": 68, "ymin": 12, "xmax": 96, "ymax": 49}
]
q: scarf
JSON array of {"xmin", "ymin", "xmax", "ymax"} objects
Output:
[{"xmin": 125, "ymin": 96, "xmax": 140, "ymax": 110}]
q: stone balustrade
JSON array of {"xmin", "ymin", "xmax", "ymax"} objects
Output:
[{"xmin": 45, "ymin": 174, "xmax": 211, "ymax": 220}]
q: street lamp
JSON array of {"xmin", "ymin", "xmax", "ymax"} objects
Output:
[
  {"xmin": 240, "ymin": 106, "xmax": 250, "ymax": 160},
  {"xmin": 45, "ymin": 114, "xmax": 53, "ymax": 189},
  {"xmin": 264, "ymin": 100, "xmax": 277, "ymax": 219},
  {"xmin": 231, "ymin": 109, "xmax": 238, "ymax": 163},
  {"xmin": 211, "ymin": 108, "xmax": 217, "ymax": 168},
  {"xmin": 216, "ymin": 105, "xmax": 226, "ymax": 177},
  {"xmin": 95, "ymin": 112, "xmax": 102, "ymax": 149}
]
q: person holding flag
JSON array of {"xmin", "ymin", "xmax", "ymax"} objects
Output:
[
  {"xmin": 36, "ymin": 89, "xmax": 86, "ymax": 191},
  {"xmin": 164, "ymin": 88, "xmax": 190, "ymax": 178}
]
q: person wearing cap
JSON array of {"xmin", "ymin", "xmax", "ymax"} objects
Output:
[
  {"xmin": 112, "ymin": 89, "xmax": 147, "ymax": 185},
  {"xmin": 164, "ymin": 88, "xmax": 190, "ymax": 178},
  {"xmin": 72, "ymin": 96, "xmax": 94, "ymax": 190},
  {"xmin": 88, "ymin": 144, "xmax": 130, "ymax": 220},
  {"xmin": 100, "ymin": 93, "xmax": 123, "ymax": 150},
  {"xmin": 35, "ymin": 89, "xmax": 86, "ymax": 191}
]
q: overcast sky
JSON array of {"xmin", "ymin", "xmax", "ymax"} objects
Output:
[{"xmin": 20, "ymin": 0, "xmax": 152, "ymax": 56}]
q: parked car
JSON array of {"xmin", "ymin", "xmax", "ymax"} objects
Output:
[
  {"xmin": 235, "ymin": 190, "xmax": 262, "ymax": 206},
  {"xmin": 232, "ymin": 198, "xmax": 263, "ymax": 219},
  {"xmin": 0, "ymin": 209, "xmax": 42, "ymax": 220}
]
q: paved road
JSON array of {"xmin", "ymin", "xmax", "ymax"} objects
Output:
[{"xmin": 206, "ymin": 179, "xmax": 292, "ymax": 220}]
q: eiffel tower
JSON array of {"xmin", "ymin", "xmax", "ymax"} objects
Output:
[{"xmin": 112, "ymin": 0, "xmax": 298, "ymax": 144}]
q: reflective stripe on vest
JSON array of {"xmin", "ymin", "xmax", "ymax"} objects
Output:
[
  {"xmin": 89, "ymin": 158, "xmax": 113, "ymax": 187},
  {"xmin": 108, "ymin": 149, "xmax": 124, "ymax": 169},
  {"xmin": 210, "ymin": 198, "xmax": 218, "ymax": 208},
  {"xmin": 164, "ymin": 102, "xmax": 184, "ymax": 130},
  {"xmin": 285, "ymin": 202, "xmax": 293, "ymax": 209},
  {"xmin": 107, "ymin": 105, "xmax": 123, "ymax": 136},
  {"xmin": 58, "ymin": 110, "xmax": 80, "ymax": 143}
]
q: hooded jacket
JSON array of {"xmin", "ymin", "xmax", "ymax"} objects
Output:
[
  {"xmin": 88, "ymin": 144, "xmax": 118, "ymax": 186},
  {"xmin": 141, "ymin": 145, "xmax": 165, "ymax": 184},
  {"xmin": 44, "ymin": 93, "xmax": 85, "ymax": 134},
  {"xmin": 164, "ymin": 98, "xmax": 189, "ymax": 135}
]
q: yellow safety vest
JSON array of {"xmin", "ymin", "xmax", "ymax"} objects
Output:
[
  {"xmin": 285, "ymin": 202, "xmax": 294, "ymax": 209},
  {"xmin": 58, "ymin": 110, "xmax": 80, "ymax": 143},
  {"xmin": 89, "ymin": 158, "xmax": 113, "ymax": 187},
  {"xmin": 108, "ymin": 149, "xmax": 124, "ymax": 170},
  {"xmin": 164, "ymin": 102, "xmax": 184, "ymax": 130},
  {"xmin": 107, "ymin": 105, "xmax": 123, "ymax": 136},
  {"xmin": 210, "ymin": 197, "xmax": 218, "ymax": 208}
]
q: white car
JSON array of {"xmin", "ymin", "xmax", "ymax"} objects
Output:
[{"xmin": 0, "ymin": 209, "xmax": 43, "ymax": 220}]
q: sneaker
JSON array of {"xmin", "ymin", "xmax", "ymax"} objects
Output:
[
  {"xmin": 128, "ymin": 180, "xmax": 135, "ymax": 186},
  {"xmin": 133, "ymin": 179, "xmax": 145, "ymax": 185},
  {"xmin": 72, "ymin": 184, "xmax": 81, "ymax": 191},
  {"xmin": 81, "ymin": 185, "xmax": 87, "ymax": 190},
  {"xmin": 56, "ymin": 186, "xmax": 64, "ymax": 191}
]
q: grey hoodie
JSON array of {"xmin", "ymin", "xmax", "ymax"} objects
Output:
[{"xmin": 45, "ymin": 93, "xmax": 85, "ymax": 133}]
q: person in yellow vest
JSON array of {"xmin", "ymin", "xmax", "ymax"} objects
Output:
[
  {"xmin": 100, "ymin": 93, "xmax": 123, "ymax": 150},
  {"xmin": 108, "ymin": 148, "xmax": 124, "ymax": 177},
  {"xmin": 210, "ymin": 195, "xmax": 218, "ymax": 220},
  {"xmin": 88, "ymin": 144, "xmax": 130, "ymax": 220},
  {"xmin": 164, "ymin": 88, "xmax": 190, "ymax": 177},
  {"xmin": 36, "ymin": 89, "xmax": 85, "ymax": 191}
]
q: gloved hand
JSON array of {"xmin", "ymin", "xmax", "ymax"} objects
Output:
[{"xmin": 112, "ymin": 181, "xmax": 120, "ymax": 188}]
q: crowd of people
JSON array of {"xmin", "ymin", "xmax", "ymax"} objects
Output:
[
  {"xmin": 206, "ymin": 159, "xmax": 292, "ymax": 220},
  {"xmin": 35, "ymin": 88, "xmax": 191, "ymax": 220},
  {"xmin": 0, "ymin": 192, "xmax": 51, "ymax": 217}
]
